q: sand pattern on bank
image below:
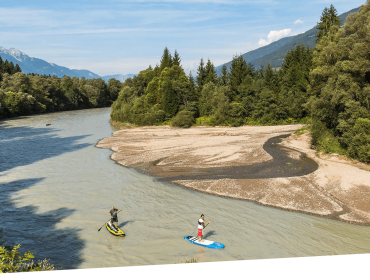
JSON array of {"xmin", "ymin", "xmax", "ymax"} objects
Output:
[{"xmin": 97, "ymin": 125, "xmax": 370, "ymax": 225}]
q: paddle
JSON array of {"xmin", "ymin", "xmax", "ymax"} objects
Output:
[{"xmin": 98, "ymin": 220, "xmax": 110, "ymax": 232}]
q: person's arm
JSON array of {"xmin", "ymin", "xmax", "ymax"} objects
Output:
[
  {"xmin": 109, "ymin": 211, "xmax": 113, "ymax": 218},
  {"xmin": 118, "ymin": 209, "xmax": 122, "ymax": 212},
  {"xmin": 204, "ymin": 221, "xmax": 211, "ymax": 224}
]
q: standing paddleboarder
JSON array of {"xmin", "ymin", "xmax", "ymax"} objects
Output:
[
  {"xmin": 109, "ymin": 206, "xmax": 122, "ymax": 230},
  {"xmin": 198, "ymin": 214, "xmax": 211, "ymax": 242}
]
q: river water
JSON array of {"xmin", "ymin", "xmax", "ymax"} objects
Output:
[{"xmin": 1, "ymin": 108, "xmax": 370, "ymax": 270}]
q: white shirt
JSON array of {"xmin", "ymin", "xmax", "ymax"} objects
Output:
[{"xmin": 198, "ymin": 218, "xmax": 204, "ymax": 229}]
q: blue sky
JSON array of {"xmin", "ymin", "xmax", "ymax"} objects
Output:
[{"xmin": 0, "ymin": 0, "xmax": 365, "ymax": 76}]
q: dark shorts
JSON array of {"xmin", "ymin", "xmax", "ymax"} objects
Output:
[{"xmin": 111, "ymin": 217, "xmax": 118, "ymax": 223}]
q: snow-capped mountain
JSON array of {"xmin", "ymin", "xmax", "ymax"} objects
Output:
[{"xmin": 0, "ymin": 47, "xmax": 135, "ymax": 81}]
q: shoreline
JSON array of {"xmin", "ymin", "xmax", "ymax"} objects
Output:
[{"xmin": 96, "ymin": 125, "xmax": 370, "ymax": 226}]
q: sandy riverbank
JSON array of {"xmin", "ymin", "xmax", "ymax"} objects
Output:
[{"xmin": 96, "ymin": 125, "xmax": 370, "ymax": 225}]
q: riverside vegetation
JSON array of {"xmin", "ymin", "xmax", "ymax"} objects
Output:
[
  {"xmin": 0, "ymin": 56, "xmax": 123, "ymax": 119},
  {"xmin": 111, "ymin": 2, "xmax": 370, "ymax": 163},
  {"xmin": 0, "ymin": 245, "xmax": 55, "ymax": 273}
]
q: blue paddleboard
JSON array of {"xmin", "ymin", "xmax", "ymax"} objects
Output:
[{"xmin": 184, "ymin": 235, "xmax": 224, "ymax": 249}]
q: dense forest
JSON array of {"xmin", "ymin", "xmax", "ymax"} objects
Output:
[
  {"xmin": 111, "ymin": 45, "xmax": 313, "ymax": 127},
  {"xmin": 0, "ymin": 57, "xmax": 123, "ymax": 119},
  {"xmin": 111, "ymin": 1, "xmax": 370, "ymax": 163},
  {"xmin": 308, "ymin": 1, "xmax": 370, "ymax": 162}
]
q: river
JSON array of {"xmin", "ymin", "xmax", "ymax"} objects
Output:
[{"xmin": 1, "ymin": 108, "xmax": 370, "ymax": 270}]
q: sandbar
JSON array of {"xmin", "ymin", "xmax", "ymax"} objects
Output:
[{"xmin": 96, "ymin": 125, "xmax": 370, "ymax": 225}]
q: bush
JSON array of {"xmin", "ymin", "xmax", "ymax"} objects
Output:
[
  {"xmin": 171, "ymin": 110, "xmax": 194, "ymax": 128},
  {"xmin": 0, "ymin": 244, "xmax": 55, "ymax": 273},
  {"xmin": 195, "ymin": 116, "xmax": 215, "ymax": 126},
  {"xmin": 310, "ymin": 119, "xmax": 348, "ymax": 156},
  {"xmin": 227, "ymin": 102, "xmax": 245, "ymax": 127},
  {"xmin": 346, "ymin": 118, "xmax": 370, "ymax": 162}
]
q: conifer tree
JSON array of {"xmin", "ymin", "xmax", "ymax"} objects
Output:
[
  {"xmin": 196, "ymin": 58, "xmax": 207, "ymax": 93},
  {"xmin": 315, "ymin": 4, "xmax": 341, "ymax": 43},
  {"xmin": 218, "ymin": 64, "xmax": 229, "ymax": 86},
  {"xmin": 172, "ymin": 50, "xmax": 181, "ymax": 67},
  {"xmin": 188, "ymin": 71, "xmax": 197, "ymax": 101},
  {"xmin": 204, "ymin": 59, "xmax": 217, "ymax": 85},
  {"xmin": 264, "ymin": 62, "xmax": 275, "ymax": 90},
  {"xmin": 160, "ymin": 47, "xmax": 173, "ymax": 71},
  {"xmin": 229, "ymin": 54, "xmax": 248, "ymax": 100}
]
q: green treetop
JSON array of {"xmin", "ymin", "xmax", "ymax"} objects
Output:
[
  {"xmin": 229, "ymin": 54, "xmax": 248, "ymax": 100},
  {"xmin": 315, "ymin": 4, "xmax": 341, "ymax": 43},
  {"xmin": 196, "ymin": 58, "xmax": 207, "ymax": 92},
  {"xmin": 218, "ymin": 64, "xmax": 229, "ymax": 86},
  {"xmin": 160, "ymin": 47, "xmax": 173, "ymax": 71},
  {"xmin": 172, "ymin": 50, "xmax": 181, "ymax": 67},
  {"xmin": 204, "ymin": 59, "xmax": 217, "ymax": 85}
]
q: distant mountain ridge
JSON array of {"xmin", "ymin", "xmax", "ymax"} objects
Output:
[
  {"xmin": 215, "ymin": 36, "xmax": 294, "ymax": 75},
  {"xmin": 0, "ymin": 47, "xmax": 135, "ymax": 82},
  {"xmin": 101, "ymin": 74, "xmax": 136, "ymax": 83},
  {"xmin": 216, "ymin": 7, "xmax": 360, "ymax": 72}
]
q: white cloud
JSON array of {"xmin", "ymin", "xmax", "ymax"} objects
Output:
[
  {"xmin": 294, "ymin": 19, "xmax": 304, "ymax": 24},
  {"xmin": 258, "ymin": 28, "xmax": 292, "ymax": 47}
]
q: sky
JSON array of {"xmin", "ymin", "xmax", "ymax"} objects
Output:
[{"xmin": 0, "ymin": 0, "xmax": 365, "ymax": 77}]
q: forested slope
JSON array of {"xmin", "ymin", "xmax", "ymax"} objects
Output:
[
  {"xmin": 253, "ymin": 7, "xmax": 360, "ymax": 69},
  {"xmin": 0, "ymin": 56, "xmax": 123, "ymax": 119},
  {"xmin": 308, "ymin": 1, "xmax": 370, "ymax": 162}
]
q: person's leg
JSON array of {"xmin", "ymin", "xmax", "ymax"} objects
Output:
[
  {"xmin": 110, "ymin": 219, "xmax": 116, "ymax": 230},
  {"xmin": 198, "ymin": 229, "xmax": 203, "ymax": 242}
]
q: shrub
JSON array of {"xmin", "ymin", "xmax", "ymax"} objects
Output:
[
  {"xmin": 171, "ymin": 110, "xmax": 194, "ymax": 128},
  {"xmin": 0, "ymin": 244, "xmax": 55, "ymax": 273},
  {"xmin": 346, "ymin": 118, "xmax": 370, "ymax": 162}
]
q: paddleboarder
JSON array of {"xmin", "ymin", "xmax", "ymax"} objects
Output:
[
  {"xmin": 109, "ymin": 206, "xmax": 122, "ymax": 230},
  {"xmin": 198, "ymin": 214, "xmax": 211, "ymax": 242}
]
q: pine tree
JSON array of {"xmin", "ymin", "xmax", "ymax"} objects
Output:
[
  {"xmin": 229, "ymin": 54, "xmax": 248, "ymax": 100},
  {"xmin": 204, "ymin": 59, "xmax": 217, "ymax": 84},
  {"xmin": 160, "ymin": 47, "xmax": 173, "ymax": 72},
  {"xmin": 218, "ymin": 64, "xmax": 229, "ymax": 86},
  {"xmin": 196, "ymin": 58, "xmax": 207, "ymax": 93},
  {"xmin": 188, "ymin": 72, "xmax": 197, "ymax": 101},
  {"xmin": 264, "ymin": 62, "xmax": 275, "ymax": 90},
  {"xmin": 315, "ymin": 5, "xmax": 341, "ymax": 43},
  {"xmin": 172, "ymin": 50, "xmax": 181, "ymax": 67},
  {"xmin": 15, "ymin": 64, "xmax": 22, "ymax": 73}
]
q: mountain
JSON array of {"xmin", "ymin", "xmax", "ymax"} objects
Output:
[
  {"xmin": 216, "ymin": 7, "xmax": 360, "ymax": 72},
  {"xmin": 215, "ymin": 36, "xmax": 294, "ymax": 75},
  {"xmin": 0, "ymin": 47, "xmax": 134, "ymax": 81},
  {"xmin": 101, "ymin": 74, "xmax": 136, "ymax": 83},
  {"xmin": 0, "ymin": 47, "xmax": 100, "ymax": 79},
  {"xmin": 251, "ymin": 7, "xmax": 360, "ymax": 69}
]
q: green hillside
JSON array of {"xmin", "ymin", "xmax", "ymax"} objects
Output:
[
  {"xmin": 215, "ymin": 36, "xmax": 294, "ymax": 76},
  {"xmin": 215, "ymin": 7, "xmax": 359, "ymax": 73},
  {"xmin": 252, "ymin": 7, "xmax": 359, "ymax": 69}
]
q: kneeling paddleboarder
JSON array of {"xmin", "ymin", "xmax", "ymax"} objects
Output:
[
  {"xmin": 198, "ymin": 214, "xmax": 211, "ymax": 242},
  {"xmin": 109, "ymin": 206, "xmax": 122, "ymax": 230}
]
